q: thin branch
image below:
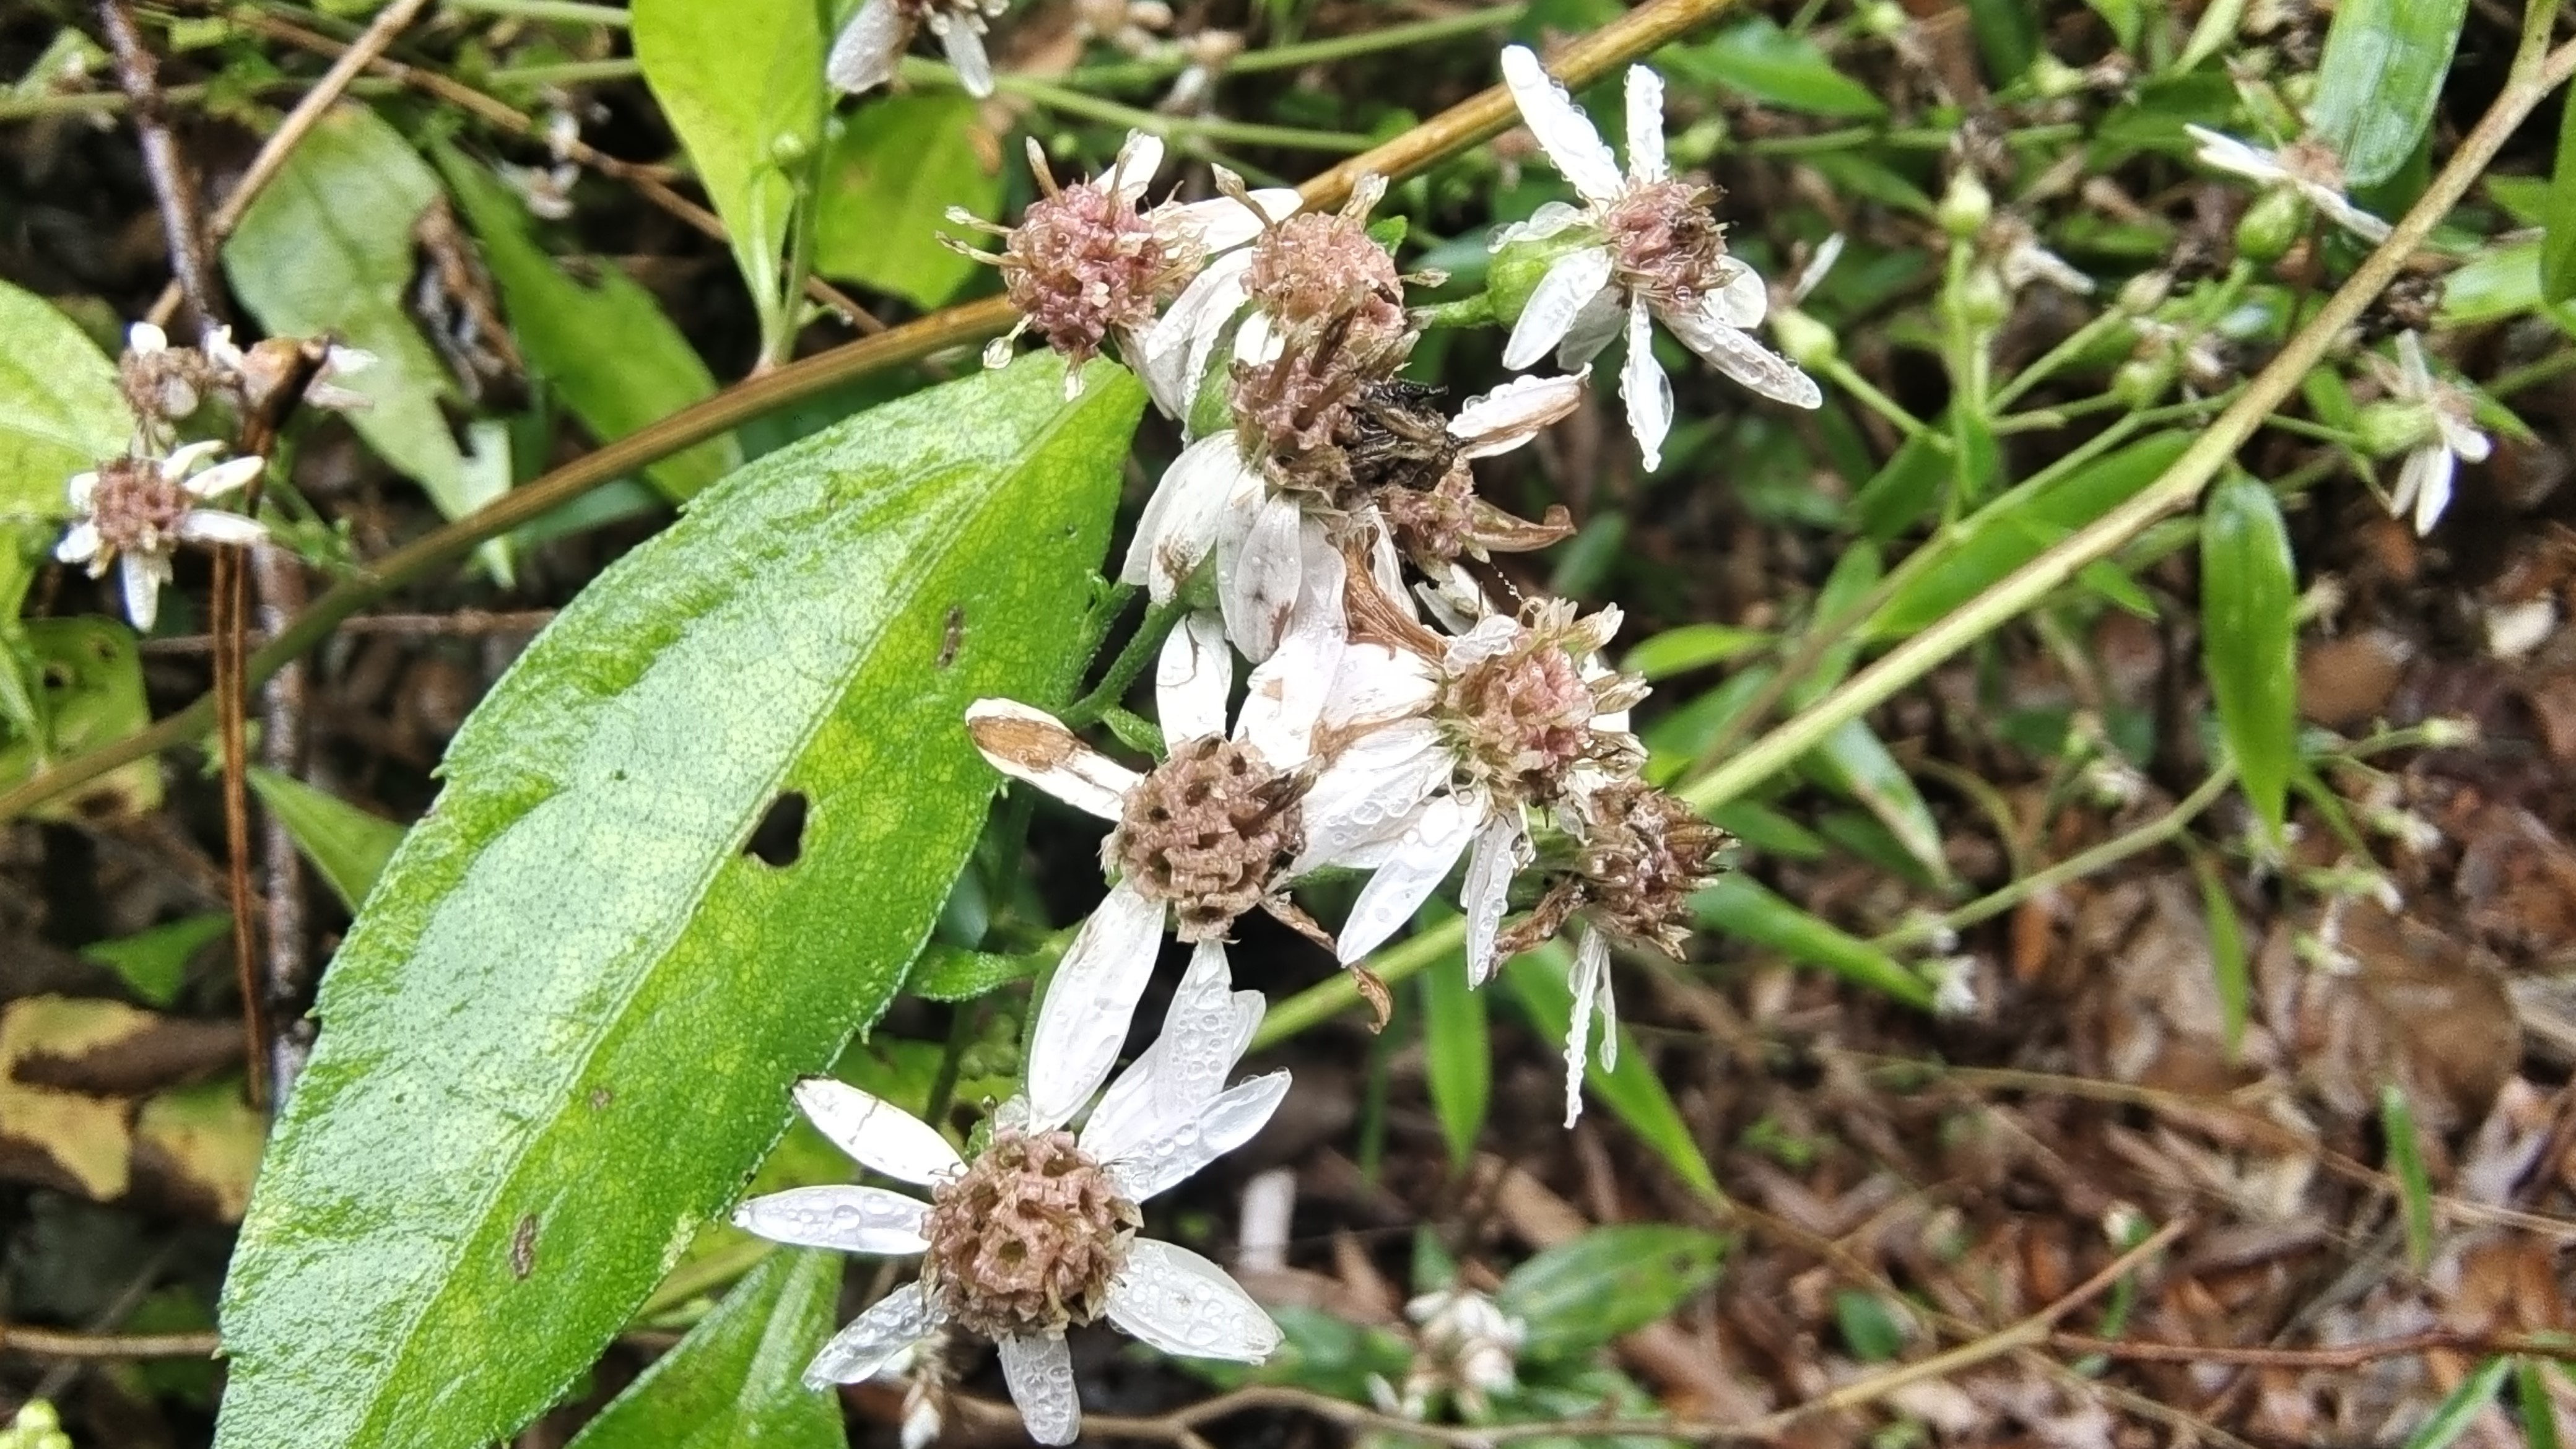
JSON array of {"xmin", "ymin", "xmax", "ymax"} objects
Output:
[
  {"xmin": 255, "ymin": 543, "xmax": 311, "ymax": 1102},
  {"xmin": 96, "ymin": 0, "xmax": 225, "ymax": 336},
  {"xmin": 144, "ymin": 0, "xmax": 435, "ymax": 330},
  {"xmin": 2049, "ymin": 1330, "xmax": 2576, "ymax": 1369},
  {"xmin": 0, "ymin": 1325, "xmax": 219, "ymax": 1360},
  {"xmin": 0, "ymin": 0, "xmax": 1747, "ymax": 825},
  {"xmin": 137, "ymin": 607, "xmax": 560, "ymax": 653}
]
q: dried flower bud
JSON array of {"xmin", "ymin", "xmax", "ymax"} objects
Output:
[
  {"xmin": 1568, "ymin": 782, "xmax": 1729, "ymax": 955},
  {"xmin": 1113, "ymin": 736, "xmax": 1307, "ymax": 940},
  {"xmin": 1436, "ymin": 601, "xmax": 1640, "ymax": 808},
  {"xmin": 921, "ymin": 1129, "xmax": 1140, "ymax": 1340}
]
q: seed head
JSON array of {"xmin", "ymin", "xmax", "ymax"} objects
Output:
[
  {"xmin": 1437, "ymin": 603, "xmax": 1639, "ymax": 807},
  {"xmin": 998, "ymin": 178, "xmax": 1194, "ymax": 368},
  {"xmin": 1113, "ymin": 736, "xmax": 1307, "ymax": 940},
  {"xmin": 1567, "ymin": 782, "xmax": 1729, "ymax": 955},
  {"xmin": 1599, "ymin": 177, "xmax": 1734, "ymax": 311},
  {"xmin": 1242, "ymin": 211, "xmax": 1409, "ymax": 355},
  {"xmin": 921, "ymin": 1129, "xmax": 1139, "ymax": 1340},
  {"xmin": 85, "ymin": 456, "xmax": 194, "ymax": 557}
]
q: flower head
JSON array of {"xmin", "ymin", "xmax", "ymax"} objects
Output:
[
  {"xmin": 1391, "ymin": 1287, "xmax": 1526, "ymax": 1416},
  {"xmin": 732, "ymin": 944, "xmax": 1287, "ymax": 1444},
  {"xmin": 2364, "ymin": 331, "xmax": 2490, "ymax": 534},
  {"xmin": 2183, "ymin": 126, "xmax": 2391, "ymax": 245},
  {"xmin": 1494, "ymin": 46, "xmax": 1821, "ymax": 469},
  {"xmin": 56, "ymin": 441, "xmax": 265, "ymax": 630},
  {"xmin": 829, "ymin": 0, "xmax": 1010, "ymax": 97}
]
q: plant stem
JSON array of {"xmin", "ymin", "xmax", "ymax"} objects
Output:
[
  {"xmin": 900, "ymin": 58, "xmax": 1375, "ymax": 152},
  {"xmin": 438, "ymin": 0, "xmax": 630, "ymax": 20},
  {"xmin": 1061, "ymin": 596, "xmax": 1186, "ymax": 729},
  {"xmin": 1067, "ymin": 3, "xmax": 1529, "ymax": 88}
]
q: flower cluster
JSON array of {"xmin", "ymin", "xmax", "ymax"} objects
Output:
[{"xmin": 960, "ymin": 43, "xmax": 1754, "ymax": 1141}]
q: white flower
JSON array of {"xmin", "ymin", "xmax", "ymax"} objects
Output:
[
  {"xmin": 2183, "ymin": 126, "xmax": 2392, "ymax": 245},
  {"xmin": 201, "ymin": 326, "xmax": 376, "ymax": 414},
  {"xmin": 731, "ymin": 944, "xmax": 1287, "ymax": 1445},
  {"xmin": 1303, "ymin": 598, "xmax": 1642, "ymax": 996},
  {"xmin": 1494, "ymin": 46, "xmax": 1821, "ymax": 469},
  {"xmin": 1395, "ymin": 1286, "xmax": 1526, "ymax": 1416},
  {"xmin": 829, "ymin": 0, "xmax": 1010, "ymax": 97},
  {"xmin": 1120, "ymin": 372, "xmax": 1586, "ymax": 658},
  {"xmin": 56, "ymin": 441, "xmax": 266, "ymax": 631},
  {"xmin": 2369, "ymin": 331, "xmax": 2490, "ymax": 535},
  {"xmin": 966, "ymin": 577, "xmax": 1356, "ymax": 1126}
]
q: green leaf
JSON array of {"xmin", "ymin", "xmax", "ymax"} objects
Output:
[
  {"xmin": 2191, "ymin": 854, "xmax": 2250, "ymax": 1060},
  {"xmin": 1663, "ymin": 19, "xmax": 1885, "ymax": 119},
  {"xmin": 81, "ymin": 913, "xmax": 230, "ymax": 1009},
  {"xmin": 1419, "ymin": 945, "xmax": 1488, "ymax": 1170},
  {"xmin": 225, "ymin": 107, "xmax": 498, "ymax": 531},
  {"xmin": 0, "ymin": 619, "xmax": 160, "ymax": 820},
  {"xmin": 2380, "ymin": 1082, "xmax": 2435, "ymax": 1275},
  {"xmin": 1832, "ymin": 1289, "xmax": 1910, "ymax": 1362},
  {"xmin": 0, "ymin": 280, "xmax": 130, "ymax": 519},
  {"xmin": 433, "ymin": 145, "xmax": 740, "ymax": 502},
  {"xmin": 1964, "ymin": 0, "xmax": 2039, "ymax": 82},
  {"xmin": 1502, "ymin": 944, "xmax": 1721, "ymax": 1202},
  {"xmin": 245, "ymin": 768, "xmax": 408, "ymax": 913},
  {"xmin": 1495, "ymin": 1224, "xmax": 1728, "ymax": 1359},
  {"xmin": 633, "ymin": 0, "xmax": 824, "ymax": 312},
  {"xmin": 211, "ymin": 354, "xmax": 1142, "ymax": 1449},
  {"xmin": 1622, "ymin": 623, "xmax": 1770, "ymax": 682},
  {"xmin": 2200, "ymin": 471, "xmax": 2297, "ymax": 842},
  {"xmin": 563, "ymin": 1250, "xmax": 843, "ymax": 1449},
  {"xmin": 907, "ymin": 942, "xmax": 1043, "ymax": 1001},
  {"xmin": 2084, "ymin": 0, "xmax": 2142, "ymax": 50},
  {"xmin": 815, "ymin": 94, "xmax": 1007, "ymax": 310},
  {"xmin": 2545, "ymin": 89, "xmax": 2576, "ymax": 307},
  {"xmin": 2520, "ymin": 1358, "xmax": 2564, "ymax": 1449},
  {"xmin": 1801, "ymin": 718, "xmax": 1953, "ymax": 890},
  {"xmin": 1871, "ymin": 431, "xmax": 2191, "ymax": 639},
  {"xmin": 2402, "ymin": 1355, "xmax": 2511, "ymax": 1449},
  {"xmin": 2307, "ymin": 0, "xmax": 2469, "ymax": 189},
  {"xmin": 1692, "ymin": 877, "xmax": 1935, "ymax": 1009}
]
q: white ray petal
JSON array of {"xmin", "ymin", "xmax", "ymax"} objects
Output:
[
  {"xmin": 1621, "ymin": 300, "xmax": 1673, "ymax": 471},
  {"xmin": 160, "ymin": 439, "xmax": 225, "ymax": 479},
  {"xmin": 1451, "ymin": 372, "xmax": 1586, "ymax": 458},
  {"xmin": 1157, "ymin": 189, "xmax": 1298, "ymax": 253},
  {"xmin": 827, "ymin": 0, "xmax": 912, "ymax": 92},
  {"xmin": 1336, "ymin": 793, "xmax": 1479, "ymax": 964},
  {"xmin": 1321, "ymin": 641, "xmax": 1437, "ymax": 730},
  {"xmin": 1502, "ymin": 246, "xmax": 1614, "ymax": 372},
  {"xmin": 1024, "ymin": 881, "xmax": 1168, "ymax": 1132},
  {"xmin": 1140, "ymin": 251, "xmax": 1253, "ymax": 422},
  {"xmin": 1218, "ymin": 491, "xmax": 1304, "ymax": 661},
  {"xmin": 1461, "ymin": 815, "xmax": 1526, "ymax": 984},
  {"xmin": 1294, "ymin": 719, "xmax": 1449, "ymax": 871},
  {"xmin": 54, "ymin": 521, "xmax": 99, "ymax": 567},
  {"xmin": 1499, "ymin": 45, "xmax": 1623, "ymax": 203},
  {"xmin": 1108, "ymin": 1069, "xmax": 1290, "ymax": 1202},
  {"xmin": 2308, "ymin": 188, "xmax": 2392, "ymax": 244},
  {"xmin": 1107, "ymin": 132, "xmax": 1166, "ymax": 202},
  {"xmin": 794, "ymin": 1078, "xmax": 964, "ymax": 1183},
  {"xmin": 731, "ymin": 1184, "xmax": 931, "ymax": 1255},
  {"xmin": 1489, "ymin": 199, "xmax": 1587, "ymax": 252},
  {"xmin": 999, "ymin": 1333, "xmax": 1081, "ymax": 1445},
  {"xmin": 183, "ymin": 455, "xmax": 264, "ymax": 498},
  {"xmin": 1107, "ymin": 1238, "xmax": 1284, "ymax": 1362},
  {"xmin": 1123, "ymin": 432, "xmax": 1254, "ymax": 598},
  {"xmin": 1562, "ymin": 925, "xmax": 1611, "ymax": 1128},
  {"xmin": 1624, "ymin": 64, "xmax": 1666, "ymax": 183},
  {"xmin": 1155, "ymin": 611, "xmax": 1234, "ymax": 746},
  {"xmin": 1556, "ymin": 285, "xmax": 1626, "ymax": 369},
  {"xmin": 2183, "ymin": 124, "xmax": 2286, "ymax": 185},
  {"xmin": 2395, "ymin": 331, "xmax": 2432, "ymax": 394},
  {"xmin": 177, "ymin": 510, "xmax": 266, "ymax": 546},
  {"xmin": 2409, "ymin": 444, "xmax": 2456, "ymax": 535},
  {"xmin": 803, "ymin": 1281, "xmax": 944, "ymax": 1388},
  {"xmin": 939, "ymin": 20, "xmax": 995, "ymax": 98},
  {"xmin": 964, "ymin": 698, "xmax": 1140, "ymax": 819},
  {"xmin": 119, "ymin": 550, "xmax": 167, "ymax": 632},
  {"xmin": 66, "ymin": 471, "xmax": 97, "ymax": 510},
  {"xmin": 1710, "ymin": 261, "xmax": 1768, "ymax": 328},
  {"xmin": 1661, "ymin": 300, "xmax": 1823, "ymax": 409},
  {"xmin": 1234, "ymin": 526, "xmax": 1344, "ymax": 765},
  {"xmin": 128, "ymin": 321, "xmax": 169, "ymax": 355},
  {"xmin": 1083, "ymin": 940, "xmax": 1238, "ymax": 1164},
  {"xmin": 2439, "ymin": 415, "xmax": 2492, "ymax": 464}
]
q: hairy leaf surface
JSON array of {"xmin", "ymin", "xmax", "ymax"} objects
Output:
[{"xmin": 213, "ymin": 354, "xmax": 1142, "ymax": 1449}]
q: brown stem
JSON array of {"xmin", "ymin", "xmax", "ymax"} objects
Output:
[
  {"xmin": 97, "ymin": 0, "xmax": 225, "ymax": 336},
  {"xmin": 255, "ymin": 544, "xmax": 311, "ymax": 1102},
  {"xmin": 2049, "ymin": 1329, "xmax": 2576, "ymax": 1369},
  {"xmin": 0, "ymin": 1324, "xmax": 220, "ymax": 1360},
  {"xmin": 212, "ymin": 541, "xmax": 266, "ymax": 1108}
]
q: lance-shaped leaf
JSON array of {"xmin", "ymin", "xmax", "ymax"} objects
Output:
[
  {"xmin": 2308, "ymin": 0, "xmax": 2469, "ymax": 189},
  {"xmin": 211, "ymin": 354, "xmax": 1143, "ymax": 1449},
  {"xmin": 633, "ymin": 0, "xmax": 824, "ymax": 316},
  {"xmin": 563, "ymin": 1250, "xmax": 842, "ymax": 1449},
  {"xmin": 2200, "ymin": 471, "xmax": 2297, "ymax": 843}
]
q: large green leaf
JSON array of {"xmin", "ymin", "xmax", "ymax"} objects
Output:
[
  {"xmin": 0, "ymin": 281, "xmax": 129, "ymax": 519},
  {"xmin": 212, "ymin": 354, "xmax": 1144, "ymax": 1449},
  {"xmin": 1663, "ymin": 19, "xmax": 1885, "ymax": 120},
  {"xmin": 633, "ymin": 0, "xmax": 825, "ymax": 315},
  {"xmin": 564, "ymin": 1250, "xmax": 842, "ymax": 1449},
  {"xmin": 816, "ymin": 94, "xmax": 1007, "ymax": 311},
  {"xmin": 434, "ymin": 146, "xmax": 739, "ymax": 502},
  {"xmin": 2307, "ymin": 0, "xmax": 2468, "ymax": 189},
  {"xmin": 2200, "ymin": 471, "xmax": 2297, "ymax": 842},
  {"xmin": 222, "ymin": 106, "xmax": 498, "ymax": 528}
]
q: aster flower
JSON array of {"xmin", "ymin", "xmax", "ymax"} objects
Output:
[
  {"xmin": 731, "ymin": 944, "xmax": 1287, "ymax": 1444},
  {"xmin": 1385, "ymin": 1286, "xmax": 1526, "ymax": 1418},
  {"xmin": 1303, "ymin": 593, "xmax": 1645, "ymax": 993},
  {"xmin": 2183, "ymin": 126, "xmax": 2392, "ymax": 245},
  {"xmin": 829, "ymin": 0, "xmax": 1010, "ymax": 97},
  {"xmin": 1493, "ymin": 45, "xmax": 1821, "ymax": 469},
  {"xmin": 2365, "ymin": 331, "xmax": 2491, "ymax": 534},
  {"xmin": 966, "ymin": 568, "xmax": 1357, "ymax": 1122},
  {"xmin": 121, "ymin": 323, "xmax": 375, "ymax": 429},
  {"xmin": 56, "ymin": 441, "xmax": 265, "ymax": 630},
  {"xmin": 952, "ymin": 133, "xmax": 1296, "ymax": 396}
]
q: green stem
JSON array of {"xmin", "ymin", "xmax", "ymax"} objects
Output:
[
  {"xmin": 1820, "ymin": 357, "xmax": 1938, "ymax": 442},
  {"xmin": 903, "ymin": 58, "xmax": 1375, "ymax": 152},
  {"xmin": 437, "ymin": 0, "xmax": 629, "ymax": 21},
  {"xmin": 1067, "ymin": 3, "xmax": 1528, "ymax": 87},
  {"xmin": 1060, "ymin": 594, "xmax": 1185, "ymax": 729}
]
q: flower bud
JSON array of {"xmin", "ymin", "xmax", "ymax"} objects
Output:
[
  {"xmin": 768, "ymin": 129, "xmax": 810, "ymax": 167},
  {"xmin": 2110, "ymin": 354, "xmax": 2175, "ymax": 411},
  {"xmin": 1938, "ymin": 170, "xmax": 1992, "ymax": 240},
  {"xmin": 1850, "ymin": 0, "xmax": 1907, "ymax": 37},
  {"xmin": 1771, "ymin": 306, "xmax": 1838, "ymax": 368},
  {"xmin": 2030, "ymin": 51, "xmax": 2085, "ymax": 98},
  {"xmin": 2234, "ymin": 188, "xmax": 2306, "ymax": 264},
  {"xmin": 1949, "ymin": 264, "xmax": 2011, "ymax": 331},
  {"xmin": 2115, "ymin": 269, "xmax": 2174, "ymax": 315},
  {"xmin": 2354, "ymin": 399, "xmax": 2437, "ymax": 458},
  {"xmin": 1487, "ymin": 228, "xmax": 1601, "ymax": 330}
]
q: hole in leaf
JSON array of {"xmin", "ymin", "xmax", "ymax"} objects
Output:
[{"xmin": 745, "ymin": 791, "xmax": 807, "ymax": 867}]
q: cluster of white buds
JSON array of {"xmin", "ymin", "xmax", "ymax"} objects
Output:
[
  {"xmin": 962, "ymin": 46, "xmax": 1749, "ymax": 1142},
  {"xmin": 1375, "ymin": 1287, "xmax": 1527, "ymax": 1418}
]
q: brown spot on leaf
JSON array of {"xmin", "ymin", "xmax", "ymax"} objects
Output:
[
  {"xmin": 938, "ymin": 605, "xmax": 965, "ymax": 669},
  {"xmin": 511, "ymin": 1212, "xmax": 539, "ymax": 1279}
]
